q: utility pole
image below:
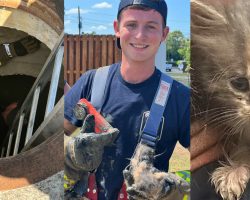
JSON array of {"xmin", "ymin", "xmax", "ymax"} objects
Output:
[{"xmin": 78, "ymin": 6, "xmax": 82, "ymax": 35}]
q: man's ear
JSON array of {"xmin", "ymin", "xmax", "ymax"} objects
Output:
[
  {"xmin": 113, "ymin": 20, "xmax": 120, "ymax": 38},
  {"xmin": 161, "ymin": 26, "xmax": 169, "ymax": 42}
]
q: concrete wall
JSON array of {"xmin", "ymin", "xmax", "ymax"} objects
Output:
[{"xmin": 0, "ymin": 171, "xmax": 63, "ymax": 200}]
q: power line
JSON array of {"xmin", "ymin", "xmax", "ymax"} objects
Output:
[{"xmin": 78, "ymin": 6, "xmax": 82, "ymax": 35}]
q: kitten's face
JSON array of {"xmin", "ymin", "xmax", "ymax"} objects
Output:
[{"xmin": 191, "ymin": 0, "xmax": 250, "ymax": 135}]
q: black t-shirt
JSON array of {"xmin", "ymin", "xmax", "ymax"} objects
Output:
[{"xmin": 65, "ymin": 63, "xmax": 190, "ymax": 200}]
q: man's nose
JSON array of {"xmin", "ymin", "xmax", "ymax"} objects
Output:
[{"xmin": 134, "ymin": 26, "xmax": 147, "ymax": 39}]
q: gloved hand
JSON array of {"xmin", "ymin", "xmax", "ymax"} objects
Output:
[
  {"xmin": 123, "ymin": 143, "xmax": 190, "ymax": 200},
  {"xmin": 0, "ymin": 36, "xmax": 40, "ymax": 67},
  {"xmin": 64, "ymin": 172, "xmax": 90, "ymax": 200},
  {"xmin": 64, "ymin": 114, "xmax": 119, "ymax": 180}
]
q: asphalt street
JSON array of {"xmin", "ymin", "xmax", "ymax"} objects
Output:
[{"xmin": 166, "ymin": 67, "xmax": 190, "ymax": 86}]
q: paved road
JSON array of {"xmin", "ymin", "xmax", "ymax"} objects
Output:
[
  {"xmin": 165, "ymin": 67, "xmax": 190, "ymax": 86},
  {"xmin": 168, "ymin": 67, "xmax": 182, "ymax": 73}
]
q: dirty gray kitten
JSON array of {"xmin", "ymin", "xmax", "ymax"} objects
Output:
[
  {"xmin": 123, "ymin": 143, "xmax": 190, "ymax": 200},
  {"xmin": 191, "ymin": 0, "xmax": 250, "ymax": 199}
]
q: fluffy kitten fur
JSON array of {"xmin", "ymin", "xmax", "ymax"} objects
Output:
[{"xmin": 191, "ymin": 0, "xmax": 250, "ymax": 199}]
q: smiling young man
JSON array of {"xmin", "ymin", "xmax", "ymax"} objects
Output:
[
  {"xmin": 64, "ymin": 0, "xmax": 190, "ymax": 199},
  {"xmin": 114, "ymin": 6, "xmax": 168, "ymax": 82}
]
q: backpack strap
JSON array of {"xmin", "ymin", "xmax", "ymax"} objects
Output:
[
  {"xmin": 90, "ymin": 65, "xmax": 110, "ymax": 111},
  {"xmin": 141, "ymin": 72, "xmax": 173, "ymax": 148}
]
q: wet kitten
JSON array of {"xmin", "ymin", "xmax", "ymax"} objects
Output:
[{"xmin": 191, "ymin": 0, "xmax": 250, "ymax": 199}]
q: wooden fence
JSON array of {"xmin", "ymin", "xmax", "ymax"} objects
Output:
[{"xmin": 64, "ymin": 34, "xmax": 122, "ymax": 86}]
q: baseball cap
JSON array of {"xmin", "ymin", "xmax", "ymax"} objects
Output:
[{"xmin": 116, "ymin": 0, "xmax": 168, "ymax": 49}]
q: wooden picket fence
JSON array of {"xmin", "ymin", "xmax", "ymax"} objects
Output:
[{"xmin": 64, "ymin": 34, "xmax": 122, "ymax": 86}]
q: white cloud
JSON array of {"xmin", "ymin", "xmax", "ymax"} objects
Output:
[
  {"xmin": 92, "ymin": 2, "xmax": 112, "ymax": 9},
  {"xmin": 64, "ymin": 28, "xmax": 75, "ymax": 34},
  {"xmin": 91, "ymin": 25, "xmax": 107, "ymax": 31},
  {"xmin": 64, "ymin": 20, "xmax": 71, "ymax": 25},
  {"xmin": 65, "ymin": 8, "xmax": 90, "ymax": 15}
]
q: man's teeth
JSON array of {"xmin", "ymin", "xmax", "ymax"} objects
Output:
[{"xmin": 132, "ymin": 44, "xmax": 147, "ymax": 48}]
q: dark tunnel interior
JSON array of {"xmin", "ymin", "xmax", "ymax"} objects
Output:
[{"xmin": 0, "ymin": 74, "xmax": 63, "ymax": 152}]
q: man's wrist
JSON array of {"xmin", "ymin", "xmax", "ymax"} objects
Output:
[
  {"xmin": 191, "ymin": 121, "xmax": 224, "ymax": 171},
  {"xmin": 191, "ymin": 144, "xmax": 223, "ymax": 171}
]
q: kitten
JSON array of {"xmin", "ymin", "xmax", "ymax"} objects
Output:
[
  {"xmin": 191, "ymin": 0, "xmax": 250, "ymax": 199},
  {"xmin": 124, "ymin": 143, "xmax": 190, "ymax": 200}
]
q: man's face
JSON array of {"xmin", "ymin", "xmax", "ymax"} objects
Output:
[{"xmin": 114, "ymin": 8, "xmax": 169, "ymax": 63}]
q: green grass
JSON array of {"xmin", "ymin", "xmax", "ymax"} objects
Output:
[
  {"xmin": 166, "ymin": 72, "xmax": 190, "ymax": 87},
  {"xmin": 165, "ymin": 70, "xmax": 190, "ymax": 172},
  {"xmin": 169, "ymin": 142, "xmax": 190, "ymax": 172}
]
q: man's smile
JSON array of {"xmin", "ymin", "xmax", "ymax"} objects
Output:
[{"xmin": 130, "ymin": 43, "xmax": 149, "ymax": 49}]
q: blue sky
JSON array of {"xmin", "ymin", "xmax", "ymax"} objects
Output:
[{"xmin": 64, "ymin": 0, "xmax": 190, "ymax": 38}]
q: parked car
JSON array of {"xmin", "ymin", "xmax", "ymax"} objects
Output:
[{"xmin": 165, "ymin": 64, "xmax": 172, "ymax": 72}]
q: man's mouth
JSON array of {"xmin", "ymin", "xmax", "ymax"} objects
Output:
[{"xmin": 130, "ymin": 43, "xmax": 149, "ymax": 49}]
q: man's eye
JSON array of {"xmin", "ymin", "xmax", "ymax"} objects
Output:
[
  {"xmin": 127, "ymin": 24, "xmax": 136, "ymax": 28},
  {"xmin": 147, "ymin": 25, "xmax": 156, "ymax": 29}
]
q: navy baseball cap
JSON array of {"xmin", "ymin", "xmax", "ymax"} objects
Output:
[{"xmin": 116, "ymin": 0, "xmax": 168, "ymax": 49}]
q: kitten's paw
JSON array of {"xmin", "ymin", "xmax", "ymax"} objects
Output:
[{"xmin": 211, "ymin": 164, "xmax": 250, "ymax": 200}]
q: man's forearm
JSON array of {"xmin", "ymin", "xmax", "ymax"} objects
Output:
[
  {"xmin": 191, "ymin": 144, "xmax": 222, "ymax": 171},
  {"xmin": 191, "ymin": 121, "xmax": 224, "ymax": 171}
]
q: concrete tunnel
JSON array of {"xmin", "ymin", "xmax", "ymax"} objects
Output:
[{"xmin": 0, "ymin": 0, "xmax": 64, "ymax": 198}]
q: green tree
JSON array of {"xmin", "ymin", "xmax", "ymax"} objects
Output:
[
  {"xmin": 166, "ymin": 31, "xmax": 186, "ymax": 61},
  {"xmin": 178, "ymin": 38, "xmax": 190, "ymax": 66},
  {"xmin": 82, "ymin": 31, "xmax": 97, "ymax": 35}
]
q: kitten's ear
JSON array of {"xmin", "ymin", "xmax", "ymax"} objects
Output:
[{"xmin": 191, "ymin": 0, "xmax": 227, "ymax": 28}]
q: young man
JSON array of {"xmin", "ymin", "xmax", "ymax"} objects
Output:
[{"xmin": 64, "ymin": 0, "xmax": 190, "ymax": 199}]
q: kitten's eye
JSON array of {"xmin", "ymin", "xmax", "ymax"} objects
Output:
[{"xmin": 230, "ymin": 77, "xmax": 249, "ymax": 92}]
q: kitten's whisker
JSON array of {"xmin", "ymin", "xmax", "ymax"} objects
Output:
[
  {"xmin": 208, "ymin": 110, "xmax": 237, "ymax": 115},
  {"xmin": 193, "ymin": 108, "xmax": 237, "ymax": 117},
  {"xmin": 206, "ymin": 114, "xmax": 239, "ymax": 128},
  {"xmin": 206, "ymin": 113, "xmax": 237, "ymax": 122},
  {"xmin": 222, "ymin": 117, "xmax": 245, "ymax": 136},
  {"xmin": 206, "ymin": 107, "xmax": 235, "ymax": 112}
]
